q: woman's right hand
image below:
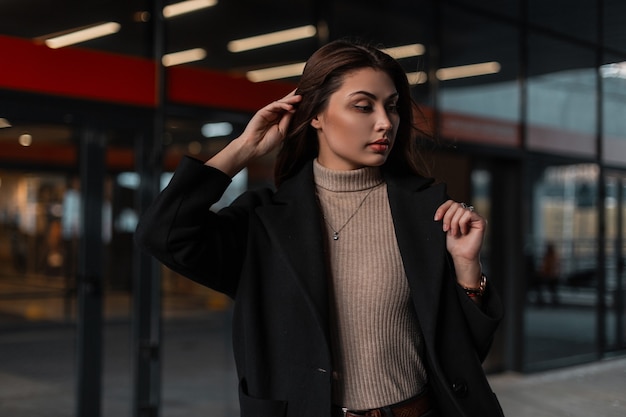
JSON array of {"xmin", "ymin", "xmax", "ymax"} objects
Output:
[
  {"xmin": 240, "ymin": 90, "xmax": 302, "ymax": 157},
  {"xmin": 205, "ymin": 91, "xmax": 301, "ymax": 177}
]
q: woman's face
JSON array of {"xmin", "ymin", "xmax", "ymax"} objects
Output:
[{"xmin": 311, "ymin": 67, "xmax": 400, "ymax": 171}]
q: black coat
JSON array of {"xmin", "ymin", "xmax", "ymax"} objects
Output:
[{"xmin": 135, "ymin": 156, "xmax": 505, "ymax": 417}]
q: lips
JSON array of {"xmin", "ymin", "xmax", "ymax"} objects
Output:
[{"xmin": 369, "ymin": 139, "xmax": 390, "ymax": 153}]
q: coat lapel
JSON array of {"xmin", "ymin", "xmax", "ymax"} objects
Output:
[
  {"xmin": 385, "ymin": 173, "xmax": 448, "ymax": 339},
  {"xmin": 254, "ymin": 164, "xmax": 448, "ymax": 344},
  {"xmin": 255, "ymin": 162, "xmax": 330, "ymax": 341}
]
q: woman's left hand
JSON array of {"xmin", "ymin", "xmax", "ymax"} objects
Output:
[{"xmin": 434, "ymin": 200, "xmax": 486, "ymax": 286}]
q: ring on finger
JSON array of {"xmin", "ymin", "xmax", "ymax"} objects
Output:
[{"xmin": 460, "ymin": 202, "xmax": 475, "ymax": 212}]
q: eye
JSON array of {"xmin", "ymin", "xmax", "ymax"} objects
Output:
[
  {"xmin": 386, "ymin": 103, "xmax": 399, "ymax": 113},
  {"xmin": 354, "ymin": 104, "xmax": 373, "ymax": 112}
]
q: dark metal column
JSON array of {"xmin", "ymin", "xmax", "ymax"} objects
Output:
[
  {"xmin": 132, "ymin": 0, "xmax": 165, "ymax": 416},
  {"xmin": 507, "ymin": 0, "xmax": 530, "ymax": 373},
  {"xmin": 616, "ymin": 178, "xmax": 624, "ymax": 348},
  {"xmin": 133, "ymin": 132, "xmax": 163, "ymax": 417},
  {"xmin": 595, "ymin": 0, "xmax": 607, "ymax": 358},
  {"xmin": 76, "ymin": 127, "xmax": 106, "ymax": 417}
]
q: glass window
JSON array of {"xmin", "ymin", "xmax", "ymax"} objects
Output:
[
  {"xmin": 158, "ymin": 113, "xmax": 245, "ymax": 415},
  {"xmin": 529, "ymin": 0, "xmax": 598, "ymax": 43},
  {"xmin": 0, "ymin": 121, "xmax": 78, "ymax": 324},
  {"xmin": 0, "ymin": 169, "xmax": 76, "ymax": 312},
  {"xmin": 332, "ymin": 0, "xmax": 433, "ymax": 106},
  {"xmin": 439, "ymin": 6, "xmax": 520, "ymax": 148},
  {"xmin": 604, "ymin": 0, "xmax": 626, "ymax": 54},
  {"xmin": 166, "ymin": 0, "xmax": 318, "ymax": 73},
  {"xmin": 527, "ymin": 35, "xmax": 597, "ymax": 157},
  {"xmin": 471, "ymin": 168, "xmax": 493, "ymax": 275},
  {"xmin": 0, "ymin": 1, "xmax": 150, "ymax": 58},
  {"xmin": 601, "ymin": 54, "xmax": 626, "ymax": 167},
  {"xmin": 604, "ymin": 173, "xmax": 626, "ymax": 352},
  {"xmin": 0, "ymin": 120, "xmax": 80, "ymax": 416},
  {"xmin": 524, "ymin": 161, "xmax": 599, "ymax": 369},
  {"xmin": 453, "ymin": 0, "xmax": 520, "ymax": 19}
]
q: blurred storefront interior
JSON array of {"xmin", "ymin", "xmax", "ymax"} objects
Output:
[{"xmin": 0, "ymin": 0, "xmax": 625, "ymax": 416}]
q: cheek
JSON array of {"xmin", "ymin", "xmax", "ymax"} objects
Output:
[
  {"xmin": 386, "ymin": 120, "xmax": 399, "ymax": 141},
  {"xmin": 325, "ymin": 114, "xmax": 361, "ymax": 140}
]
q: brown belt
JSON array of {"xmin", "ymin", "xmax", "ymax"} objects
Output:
[{"xmin": 333, "ymin": 390, "xmax": 432, "ymax": 417}]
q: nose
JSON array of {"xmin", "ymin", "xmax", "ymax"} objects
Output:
[{"xmin": 376, "ymin": 109, "xmax": 393, "ymax": 132}]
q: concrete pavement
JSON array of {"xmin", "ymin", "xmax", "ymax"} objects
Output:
[
  {"xmin": 0, "ymin": 312, "xmax": 624, "ymax": 417},
  {"xmin": 489, "ymin": 356, "xmax": 625, "ymax": 417}
]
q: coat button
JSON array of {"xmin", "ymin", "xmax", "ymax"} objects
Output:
[{"xmin": 451, "ymin": 379, "xmax": 468, "ymax": 398}]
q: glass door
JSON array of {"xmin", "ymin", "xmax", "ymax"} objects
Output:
[
  {"xmin": 524, "ymin": 161, "xmax": 599, "ymax": 370},
  {"xmin": 605, "ymin": 172, "xmax": 626, "ymax": 352}
]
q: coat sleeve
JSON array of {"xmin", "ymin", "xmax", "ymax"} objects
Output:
[
  {"xmin": 134, "ymin": 156, "xmax": 265, "ymax": 298},
  {"xmin": 454, "ymin": 277, "xmax": 504, "ymax": 362},
  {"xmin": 438, "ymin": 190, "xmax": 504, "ymax": 362}
]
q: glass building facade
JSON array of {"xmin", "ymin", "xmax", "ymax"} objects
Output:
[{"xmin": 0, "ymin": 0, "xmax": 624, "ymax": 415}]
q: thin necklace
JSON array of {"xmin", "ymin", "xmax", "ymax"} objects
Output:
[{"xmin": 320, "ymin": 184, "xmax": 380, "ymax": 241}]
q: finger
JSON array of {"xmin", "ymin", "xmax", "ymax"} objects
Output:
[
  {"xmin": 256, "ymin": 101, "xmax": 298, "ymax": 129},
  {"xmin": 448, "ymin": 202, "xmax": 479, "ymax": 236},
  {"xmin": 457, "ymin": 209, "xmax": 476, "ymax": 235},
  {"xmin": 274, "ymin": 92, "xmax": 302, "ymax": 107},
  {"xmin": 282, "ymin": 89, "xmax": 299, "ymax": 100},
  {"xmin": 266, "ymin": 100, "xmax": 296, "ymax": 114},
  {"xmin": 276, "ymin": 108, "xmax": 296, "ymax": 139},
  {"xmin": 440, "ymin": 201, "xmax": 464, "ymax": 233},
  {"xmin": 447, "ymin": 204, "xmax": 468, "ymax": 236},
  {"xmin": 433, "ymin": 200, "xmax": 454, "ymax": 221}
]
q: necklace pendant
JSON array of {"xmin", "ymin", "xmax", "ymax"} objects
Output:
[{"xmin": 333, "ymin": 232, "xmax": 339, "ymax": 240}]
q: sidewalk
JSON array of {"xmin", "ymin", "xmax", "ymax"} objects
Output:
[
  {"xmin": 0, "ymin": 313, "xmax": 625, "ymax": 417},
  {"xmin": 488, "ymin": 356, "xmax": 626, "ymax": 417}
]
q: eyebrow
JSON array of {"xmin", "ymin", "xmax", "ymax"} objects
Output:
[{"xmin": 349, "ymin": 91, "xmax": 399, "ymax": 101}]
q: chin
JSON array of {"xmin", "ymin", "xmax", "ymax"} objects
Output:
[{"xmin": 364, "ymin": 155, "xmax": 388, "ymax": 167}]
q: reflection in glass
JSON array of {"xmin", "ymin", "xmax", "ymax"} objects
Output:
[
  {"xmin": 603, "ymin": 1, "xmax": 626, "ymax": 54},
  {"xmin": 524, "ymin": 163, "xmax": 598, "ymax": 369},
  {"xmin": 471, "ymin": 169, "xmax": 492, "ymax": 272},
  {"xmin": 0, "ymin": 171, "xmax": 79, "ymax": 321},
  {"xmin": 454, "ymin": 0, "xmax": 520, "ymax": 18},
  {"xmin": 439, "ymin": 8, "xmax": 520, "ymax": 148},
  {"xmin": 529, "ymin": 0, "xmax": 597, "ymax": 43},
  {"xmin": 602, "ymin": 56, "xmax": 626, "ymax": 165},
  {"xmin": 527, "ymin": 36, "xmax": 596, "ymax": 156},
  {"xmin": 605, "ymin": 175, "xmax": 626, "ymax": 351}
]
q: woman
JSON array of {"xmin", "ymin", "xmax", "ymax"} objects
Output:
[{"xmin": 136, "ymin": 39, "xmax": 504, "ymax": 417}]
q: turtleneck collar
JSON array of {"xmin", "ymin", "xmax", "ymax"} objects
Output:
[{"xmin": 313, "ymin": 159, "xmax": 384, "ymax": 193}]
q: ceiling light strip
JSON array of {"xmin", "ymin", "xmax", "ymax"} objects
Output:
[
  {"xmin": 382, "ymin": 44, "xmax": 425, "ymax": 59},
  {"xmin": 247, "ymin": 65, "xmax": 429, "ymax": 84},
  {"xmin": 163, "ymin": 0, "xmax": 218, "ymax": 18},
  {"xmin": 162, "ymin": 48, "xmax": 207, "ymax": 67},
  {"xmin": 228, "ymin": 25, "xmax": 317, "ymax": 53},
  {"xmin": 247, "ymin": 62, "xmax": 306, "ymax": 82},
  {"xmin": 436, "ymin": 62, "xmax": 501, "ymax": 81},
  {"xmin": 44, "ymin": 22, "xmax": 121, "ymax": 49},
  {"xmin": 247, "ymin": 60, "xmax": 499, "ymax": 83},
  {"xmin": 406, "ymin": 71, "xmax": 428, "ymax": 85}
]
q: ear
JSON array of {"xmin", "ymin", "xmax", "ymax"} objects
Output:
[{"xmin": 310, "ymin": 115, "xmax": 322, "ymax": 129}]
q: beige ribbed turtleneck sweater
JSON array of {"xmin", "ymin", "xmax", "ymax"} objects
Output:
[{"xmin": 313, "ymin": 159, "xmax": 427, "ymax": 410}]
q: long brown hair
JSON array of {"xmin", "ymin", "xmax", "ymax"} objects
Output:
[{"xmin": 274, "ymin": 39, "xmax": 431, "ymax": 186}]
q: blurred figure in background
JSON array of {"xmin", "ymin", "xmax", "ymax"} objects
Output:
[{"xmin": 538, "ymin": 242, "xmax": 560, "ymax": 305}]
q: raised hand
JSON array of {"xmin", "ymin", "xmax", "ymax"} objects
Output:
[
  {"xmin": 434, "ymin": 200, "xmax": 486, "ymax": 288},
  {"xmin": 239, "ymin": 90, "xmax": 302, "ymax": 158},
  {"xmin": 205, "ymin": 91, "xmax": 302, "ymax": 177}
]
